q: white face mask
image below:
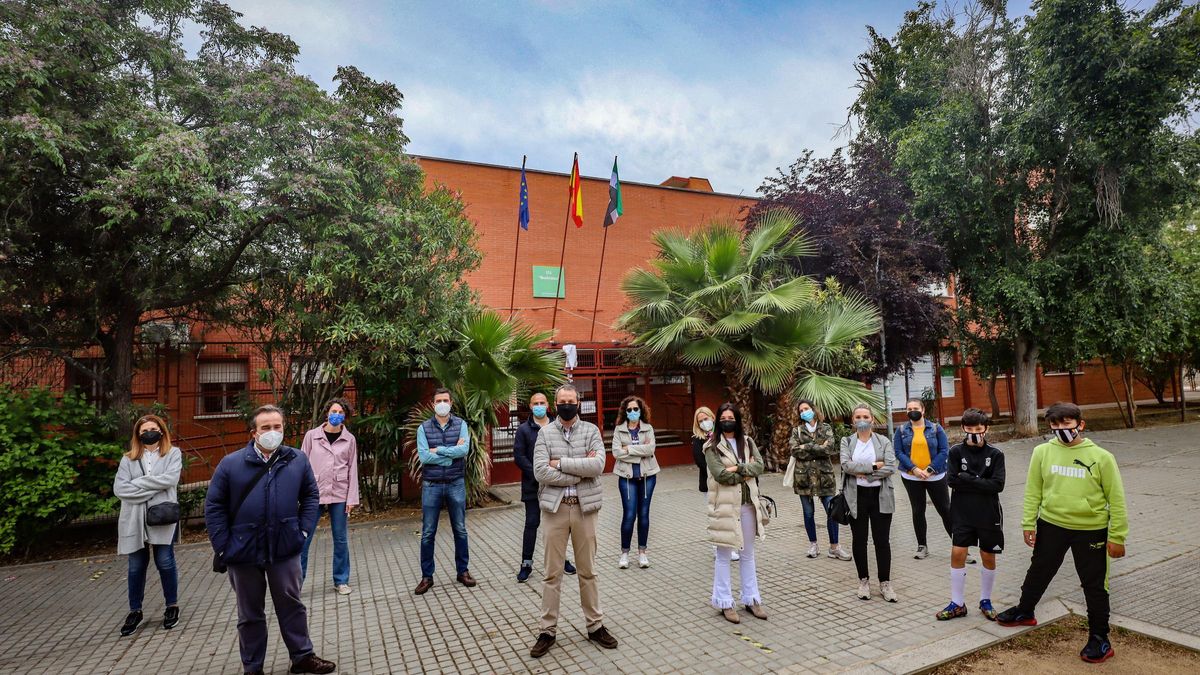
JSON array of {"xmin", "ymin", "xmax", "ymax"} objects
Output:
[
  {"xmin": 257, "ymin": 430, "xmax": 284, "ymax": 451},
  {"xmin": 434, "ymin": 402, "xmax": 452, "ymax": 417},
  {"xmin": 699, "ymin": 419, "xmax": 714, "ymax": 433}
]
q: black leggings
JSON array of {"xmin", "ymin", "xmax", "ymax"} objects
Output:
[
  {"xmin": 901, "ymin": 477, "xmax": 952, "ymax": 547},
  {"xmin": 1018, "ymin": 519, "xmax": 1110, "ymax": 635},
  {"xmin": 850, "ymin": 485, "xmax": 892, "ymax": 582}
]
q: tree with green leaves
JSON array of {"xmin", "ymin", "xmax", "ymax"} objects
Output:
[
  {"xmin": 619, "ymin": 210, "xmax": 882, "ymax": 467},
  {"xmin": 405, "ymin": 311, "xmax": 565, "ymax": 506},
  {"xmin": 853, "ymin": 0, "xmax": 1200, "ymax": 435},
  {"xmin": 0, "ymin": 1, "xmax": 480, "ymax": 433}
]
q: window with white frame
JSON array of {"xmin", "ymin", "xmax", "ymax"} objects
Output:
[{"xmin": 198, "ymin": 361, "xmax": 248, "ymax": 414}]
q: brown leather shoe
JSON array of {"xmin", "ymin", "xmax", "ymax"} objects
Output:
[
  {"xmin": 529, "ymin": 632, "xmax": 556, "ymax": 658},
  {"xmin": 721, "ymin": 608, "xmax": 741, "ymax": 623},
  {"xmin": 587, "ymin": 625, "xmax": 618, "ymax": 649},
  {"xmin": 746, "ymin": 602, "xmax": 768, "ymax": 620},
  {"xmin": 289, "ymin": 653, "xmax": 336, "ymax": 674},
  {"xmin": 457, "ymin": 571, "xmax": 477, "ymax": 587},
  {"xmin": 414, "ymin": 577, "xmax": 434, "ymax": 595}
]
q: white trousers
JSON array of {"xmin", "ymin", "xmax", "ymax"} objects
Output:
[{"xmin": 711, "ymin": 504, "xmax": 761, "ymax": 609}]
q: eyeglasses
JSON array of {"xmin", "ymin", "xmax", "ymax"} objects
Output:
[{"xmin": 626, "ymin": 407, "xmax": 640, "ymax": 413}]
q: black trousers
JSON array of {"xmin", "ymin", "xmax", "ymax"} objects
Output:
[
  {"xmin": 901, "ymin": 477, "xmax": 952, "ymax": 547},
  {"xmin": 850, "ymin": 485, "xmax": 893, "ymax": 582},
  {"xmin": 521, "ymin": 499, "xmax": 541, "ymax": 562},
  {"xmin": 1017, "ymin": 519, "xmax": 1110, "ymax": 635}
]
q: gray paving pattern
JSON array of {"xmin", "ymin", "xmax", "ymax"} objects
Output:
[{"xmin": 1, "ymin": 424, "xmax": 1197, "ymax": 674}]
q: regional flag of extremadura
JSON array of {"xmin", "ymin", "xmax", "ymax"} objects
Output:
[{"xmin": 568, "ymin": 153, "xmax": 584, "ymax": 227}]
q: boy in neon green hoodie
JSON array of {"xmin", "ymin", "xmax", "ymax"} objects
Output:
[{"xmin": 996, "ymin": 402, "xmax": 1128, "ymax": 664}]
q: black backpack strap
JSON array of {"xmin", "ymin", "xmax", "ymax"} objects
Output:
[{"xmin": 227, "ymin": 451, "xmax": 281, "ymax": 524}]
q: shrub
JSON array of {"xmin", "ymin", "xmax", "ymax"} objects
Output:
[{"xmin": 0, "ymin": 387, "xmax": 124, "ymax": 555}]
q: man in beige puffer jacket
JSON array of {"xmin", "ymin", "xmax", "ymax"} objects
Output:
[{"xmin": 529, "ymin": 384, "xmax": 619, "ymax": 658}]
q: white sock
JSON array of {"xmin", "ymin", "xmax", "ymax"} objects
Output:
[
  {"xmin": 950, "ymin": 567, "xmax": 967, "ymax": 606},
  {"xmin": 980, "ymin": 566, "xmax": 996, "ymax": 602}
]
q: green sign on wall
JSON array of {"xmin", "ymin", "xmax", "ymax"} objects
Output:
[{"xmin": 532, "ymin": 266, "xmax": 565, "ymax": 298}]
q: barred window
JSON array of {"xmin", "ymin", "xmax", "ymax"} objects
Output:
[{"xmin": 198, "ymin": 361, "xmax": 248, "ymax": 414}]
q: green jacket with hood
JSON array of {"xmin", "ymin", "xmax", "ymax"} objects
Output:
[{"xmin": 1021, "ymin": 437, "xmax": 1128, "ymax": 544}]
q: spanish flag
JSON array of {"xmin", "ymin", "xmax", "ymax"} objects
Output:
[{"xmin": 567, "ymin": 153, "xmax": 584, "ymax": 227}]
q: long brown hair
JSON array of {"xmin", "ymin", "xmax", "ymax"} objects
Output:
[
  {"xmin": 127, "ymin": 414, "xmax": 172, "ymax": 460},
  {"xmin": 616, "ymin": 395, "xmax": 650, "ymax": 426}
]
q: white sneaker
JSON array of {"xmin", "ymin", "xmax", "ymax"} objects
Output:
[
  {"xmin": 806, "ymin": 542, "xmax": 819, "ymax": 559},
  {"xmin": 731, "ymin": 550, "xmax": 740, "ymax": 561},
  {"xmin": 828, "ymin": 545, "xmax": 852, "ymax": 561},
  {"xmin": 618, "ymin": 552, "xmax": 629, "ymax": 569},
  {"xmin": 335, "ymin": 584, "xmax": 351, "ymax": 595},
  {"xmin": 638, "ymin": 552, "xmax": 650, "ymax": 568},
  {"xmin": 880, "ymin": 581, "xmax": 898, "ymax": 603},
  {"xmin": 966, "ymin": 551, "xmax": 978, "ymax": 564},
  {"xmin": 914, "ymin": 545, "xmax": 929, "ymax": 560},
  {"xmin": 857, "ymin": 578, "xmax": 871, "ymax": 600}
]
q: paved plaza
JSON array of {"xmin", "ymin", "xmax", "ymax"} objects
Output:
[{"xmin": 1, "ymin": 423, "xmax": 1198, "ymax": 674}]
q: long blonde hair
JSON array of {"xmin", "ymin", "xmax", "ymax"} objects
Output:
[
  {"xmin": 127, "ymin": 414, "xmax": 172, "ymax": 460},
  {"xmin": 692, "ymin": 406, "xmax": 715, "ymax": 439}
]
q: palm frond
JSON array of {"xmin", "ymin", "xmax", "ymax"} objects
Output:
[
  {"xmin": 711, "ymin": 310, "xmax": 772, "ymax": 336},
  {"xmin": 747, "ymin": 276, "xmax": 817, "ymax": 314},
  {"xmin": 791, "ymin": 372, "xmax": 884, "ymax": 419}
]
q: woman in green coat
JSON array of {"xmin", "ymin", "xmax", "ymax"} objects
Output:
[{"xmin": 789, "ymin": 400, "xmax": 851, "ymax": 561}]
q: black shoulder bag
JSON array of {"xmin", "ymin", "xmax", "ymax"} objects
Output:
[
  {"xmin": 137, "ymin": 456, "xmax": 181, "ymax": 527},
  {"xmin": 212, "ymin": 452, "xmax": 280, "ymax": 573}
]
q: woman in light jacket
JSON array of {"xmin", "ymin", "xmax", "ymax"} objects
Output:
[
  {"xmin": 612, "ymin": 395, "xmax": 658, "ymax": 569},
  {"xmin": 790, "ymin": 399, "xmax": 850, "ymax": 561},
  {"xmin": 113, "ymin": 414, "xmax": 182, "ymax": 636},
  {"xmin": 300, "ymin": 397, "xmax": 360, "ymax": 595},
  {"xmin": 692, "ymin": 406, "xmax": 736, "ymax": 560},
  {"xmin": 705, "ymin": 402, "xmax": 767, "ymax": 624},
  {"xmin": 840, "ymin": 403, "xmax": 898, "ymax": 602}
]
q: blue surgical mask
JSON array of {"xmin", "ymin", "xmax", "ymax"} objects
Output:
[
  {"xmin": 328, "ymin": 412, "xmax": 345, "ymax": 427},
  {"xmin": 531, "ymin": 404, "xmax": 548, "ymax": 419},
  {"xmin": 626, "ymin": 411, "xmax": 641, "ymax": 423},
  {"xmin": 800, "ymin": 410, "xmax": 815, "ymax": 423}
]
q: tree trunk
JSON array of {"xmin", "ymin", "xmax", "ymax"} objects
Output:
[
  {"xmin": 768, "ymin": 383, "xmax": 799, "ymax": 473},
  {"xmin": 104, "ymin": 308, "xmax": 140, "ymax": 438},
  {"xmin": 1100, "ymin": 358, "xmax": 1131, "ymax": 427},
  {"xmin": 1121, "ymin": 361, "xmax": 1137, "ymax": 428},
  {"xmin": 1012, "ymin": 336, "xmax": 1040, "ymax": 437},
  {"xmin": 722, "ymin": 361, "xmax": 756, "ymax": 439},
  {"xmin": 986, "ymin": 372, "xmax": 1001, "ymax": 419}
]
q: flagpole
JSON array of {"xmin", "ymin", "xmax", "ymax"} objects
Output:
[
  {"xmin": 550, "ymin": 152, "xmax": 577, "ymax": 333},
  {"xmin": 508, "ymin": 155, "xmax": 526, "ymax": 319},
  {"xmin": 588, "ymin": 224, "xmax": 610, "ymax": 342}
]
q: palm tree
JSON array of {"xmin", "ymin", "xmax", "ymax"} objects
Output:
[
  {"xmin": 619, "ymin": 210, "xmax": 882, "ymax": 468},
  {"xmin": 405, "ymin": 310, "xmax": 565, "ymax": 505}
]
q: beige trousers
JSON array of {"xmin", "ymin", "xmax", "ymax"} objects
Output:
[{"xmin": 539, "ymin": 502, "xmax": 603, "ymax": 635}]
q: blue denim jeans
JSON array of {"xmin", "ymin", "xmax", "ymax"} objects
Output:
[
  {"xmin": 300, "ymin": 502, "xmax": 350, "ymax": 585},
  {"xmin": 618, "ymin": 474, "xmax": 656, "ymax": 551},
  {"xmin": 800, "ymin": 494, "xmax": 838, "ymax": 545},
  {"xmin": 420, "ymin": 477, "xmax": 469, "ymax": 578},
  {"xmin": 128, "ymin": 543, "xmax": 178, "ymax": 611}
]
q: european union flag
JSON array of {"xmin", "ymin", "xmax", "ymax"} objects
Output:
[{"xmin": 518, "ymin": 162, "xmax": 531, "ymax": 230}]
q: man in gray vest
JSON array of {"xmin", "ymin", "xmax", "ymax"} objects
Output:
[
  {"xmin": 529, "ymin": 384, "xmax": 618, "ymax": 658},
  {"xmin": 414, "ymin": 387, "xmax": 476, "ymax": 595}
]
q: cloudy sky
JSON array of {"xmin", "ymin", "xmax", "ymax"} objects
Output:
[{"xmin": 222, "ymin": 0, "xmax": 1033, "ymax": 195}]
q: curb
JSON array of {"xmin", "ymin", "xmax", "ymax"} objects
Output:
[{"xmin": 1061, "ymin": 599, "xmax": 1200, "ymax": 653}]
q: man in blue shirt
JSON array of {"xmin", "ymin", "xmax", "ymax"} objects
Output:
[{"xmin": 414, "ymin": 388, "xmax": 476, "ymax": 595}]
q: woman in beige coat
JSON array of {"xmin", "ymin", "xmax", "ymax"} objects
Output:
[{"xmin": 704, "ymin": 403, "xmax": 766, "ymax": 623}]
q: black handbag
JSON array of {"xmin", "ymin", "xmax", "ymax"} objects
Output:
[
  {"xmin": 138, "ymin": 458, "xmax": 181, "ymax": 526},
  {"xmin": 829, "ymin": 473, "xmax": 852, "ymax": 525},
  {"xmin": 213, "ymin": 452, "xmax": 279, "ymax": 573}
]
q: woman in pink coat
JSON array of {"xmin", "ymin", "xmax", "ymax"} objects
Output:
[{"xmin": 300, "ymin": 397, "xmax": 360, "ymax": 594}]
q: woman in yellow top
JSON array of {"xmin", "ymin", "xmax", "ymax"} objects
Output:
[{"xmin": 892, "ymin": 398, "xmax": 967, "ymax": 561}]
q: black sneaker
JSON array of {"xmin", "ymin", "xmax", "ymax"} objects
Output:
[
  {"xmin": 162, "ymin": 606, "xmax": 180, "ymax": 630},
  {"xmin": 564, "ymin": 559, "xmax": 577, "ymax": 575},
  {"xmin": 1080, "ymin": 633, "xmax": 1114, "ymax": 663},
  {"xmin": 119, "ymin": 610, "xmax": 143, "ymax": 636},
  {"xmin": 588, "ymin": 626, "xmax": 618, "ymax": 649},
  {"xmin": 995, "ymin": 606, "xmax": 1038, "ymax": 627},
  {"xmin": 517, "ymin": 564, "xmax": 533, "ymax": 583},
  {"xmin": 530, "ymin": 632, "xmax": 556, "ymax": 658}
]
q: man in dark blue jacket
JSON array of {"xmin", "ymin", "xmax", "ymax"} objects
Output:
[
  {"xmin": 206, "ymin": 404, "xmax": 334, "ymax": 675},
  {"xmin": 512, "ymin": 391, "xmax": 575, "ymax": 582}
]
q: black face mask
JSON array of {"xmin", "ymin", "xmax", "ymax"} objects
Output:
[
  {"xmin": 719, "ymin": 420, "xmax": 739, "ymax": 433},
  {"xmin": 556, "ymin": 403, "xmax": 579, "ymax": 421},
  {"xmin": 139, "ymin": 430, "xmax": 163, "ymax": 445},
  {"xmin": 907, "ymin": 410, "xmax": 923, "ymax": 422}
]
